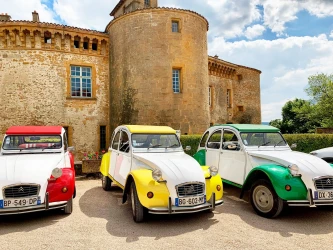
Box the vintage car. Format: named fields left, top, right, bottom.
left=193, top=124, right=333, bottom=218
left=100, top=125, right=223, bottom=222
left=0, top=126, right=76, bottom=215
left=310, top=146, right=333, bottom=163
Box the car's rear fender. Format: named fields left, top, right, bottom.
left=241, top=164, right=308, bottom=201
left=122, top=169, right=170, bottom=209
left=100, top=152, right=111, bottom=176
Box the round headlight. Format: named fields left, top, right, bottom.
left=52, top=168, right=63, bottom=179
left=209, top=166, right=218, bottom=176
left=152, top=169, right=162, bottom=181
left=288, top=164, right=299, bottom=176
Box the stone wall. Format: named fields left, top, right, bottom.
left=0, top=23, right=110, bottom=159
left=107, top=8, right=209, bottom=134
left=208, top=56, right=261, bottom=125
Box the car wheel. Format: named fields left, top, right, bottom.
left=64, top=196, right=73, bottom=214
left=102, top=175, right=112, bottom=191
left=130, top=182, right=146, bottom=223
left=250, top=179, right=284, bottom=218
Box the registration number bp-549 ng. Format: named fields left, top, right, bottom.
left=0, top=197, right=40, bottom=208
left=175, top=195, right=206, bottom=207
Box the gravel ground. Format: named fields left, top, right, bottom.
left=0, top=179, right=332, bottom=250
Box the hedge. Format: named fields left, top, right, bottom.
left=180, top=134, right=333, bottom=156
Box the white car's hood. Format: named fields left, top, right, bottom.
left=0, top=153, right=64, bottom=186
left=133, top=152, right=206, bottom=185
left=248, top=150, right=333, bottom=177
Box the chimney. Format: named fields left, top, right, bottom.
left=32, top=10, right=39, bottom=22
left=0, top=13, right=11, bottom=21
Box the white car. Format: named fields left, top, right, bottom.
left=310, top=147, right=333, bottom=163
left=0, top=126, right=76, bottom=215
left=100, top=125, right=224, bottom=222
left=194, top=124, right=333, bottom=218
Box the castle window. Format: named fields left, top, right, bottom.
left=172, top=69, right=181, bottom=93
left=144, top=0, right=150, bottom=7
left=238, top=106, right=244, bottom=112
left=74, top=36, right=80, bottom=48
left=70, top=66, right=92, bottom=98
left=83, top=37, right=89, bottom=50
left=227, top=89, right=232, bottom=108
left=172, top=21, right=179, bottom=32
left=92, top=39, right=98, bottom=51
left=100, top=126, right=107, bottom=150
left=44, top=32, right=51, bottom=44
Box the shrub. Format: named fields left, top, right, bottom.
left=180, top=134, right=333, bottom=155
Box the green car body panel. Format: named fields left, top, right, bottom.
left=193, top=149, right=206, bottom=166
left=244, top=165, right=308, bottom=200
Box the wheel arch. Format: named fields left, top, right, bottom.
left=122, top=174, right=134, bottom=204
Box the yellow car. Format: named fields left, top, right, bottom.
left=100, top=125, right=223, bottom=222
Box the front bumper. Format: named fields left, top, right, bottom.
left=148, top=193, right=224, bottom=214
left=0, top=193, right=68, bottom=215
left=287, top=188, right=333, bottom=207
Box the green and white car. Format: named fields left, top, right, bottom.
left=193, top=124, right=333, bottom=218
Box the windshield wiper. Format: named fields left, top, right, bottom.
left=259, top=141, right=271, bottom=147
left=274, top=140, right=284, bottom=147
left=165, top=144, right=179, bottom=148
left=147, top=144, right=162, bottom=149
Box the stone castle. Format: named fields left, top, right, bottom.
left=0, top=0, right=261, bottom=157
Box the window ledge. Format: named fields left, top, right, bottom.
left=66, top=97, right=97, bottom=101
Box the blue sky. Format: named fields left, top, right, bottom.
left=2, top=0, right=333, bottom=122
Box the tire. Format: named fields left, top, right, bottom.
left=250, top=179, right=284, bottom=218
left=64, top=196, right=73, bottom=214
left=102, top=175, right=112, bottom=191
left=130, top=182, right=146, bottom=223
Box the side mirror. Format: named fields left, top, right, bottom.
left=291, top=143, right=297, bottom=149
left=67, top=146, right=75, bottom=153
left=185, top=146, right=191, bottom=151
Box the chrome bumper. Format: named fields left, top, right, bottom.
left=287, top=188, right=333, bottom=207
left=0, top=193, right=67, bottom=215
left=148, top=193, right=224, bottom=214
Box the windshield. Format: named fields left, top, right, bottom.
left=131, top=134, right=180, bottom=148
left=240, top=132, right=287, bottom=147
left=2, top=135, right=62, bottom=150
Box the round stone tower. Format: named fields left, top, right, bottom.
left=106, top=8, right=209, bottom=134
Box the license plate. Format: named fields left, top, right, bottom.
left=175, top=195, right=205, bottom=207
left=0, top=197, right=41, bottom=208
left=314, top=191, right=333, bottom=200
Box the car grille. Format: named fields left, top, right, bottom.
left=3, top=184, right=40, bottom=198
left=176, top=182, right=205, bottom=197
left=314, top=177, right=333, bottom=190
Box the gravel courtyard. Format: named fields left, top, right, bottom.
left=0, top=179, right=332, bottom=250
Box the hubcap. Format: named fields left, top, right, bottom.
left=253, top=185, right=274, bottom=213
left=131, top=186, right=135, bottom=216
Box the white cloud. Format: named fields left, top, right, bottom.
left=209, top=34, right=333, bottom=121
left=0, top=0, right=55, bottom=23
left=261, top=100, right=289, bottom=121
left=244, top=24, right=265, bottom=40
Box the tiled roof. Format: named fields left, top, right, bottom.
left=208, top=56, right=261, bottom=73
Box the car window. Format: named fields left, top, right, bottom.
left=240, top=132, right=286, bottom=146
left=207, top=130, right=221, bottom=149
left=199, top=131, right=209, bottom=147
left=112, top=131, right=120, bottom=150
left=222, top=130, right=240, bottom=151
left=119, top=131, right=130, bottom=153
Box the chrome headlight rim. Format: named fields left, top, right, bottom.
left=152, top=169, right=162, bottom=182
left=209, top=166, right=218, bottom=176
left=288, top=164, right=299, bottom=176
left=52, top=167, right=63, bottom=179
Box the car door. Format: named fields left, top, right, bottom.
left=219, top=129, right=246, bottom=185
left=109, top=130, right=120, bottom=179
left=113, top=130, right=131, bottom=186
left=205, top=129, right=222, bottom=169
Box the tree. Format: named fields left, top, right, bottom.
left=306, top=73, right=333, bottom=127
left=269, top=99, right=319, bottom=133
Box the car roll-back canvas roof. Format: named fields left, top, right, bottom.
left=6, top=126, right=63, bottom=135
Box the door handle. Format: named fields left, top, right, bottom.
left=220, top=152, right=223, bottom=154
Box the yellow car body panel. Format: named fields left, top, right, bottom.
left=201, top=166, right=223, bottom=201
left=100, top=152, right=111, bottom=177
left=130, top=169, right=170, bottom=208
left=124, top=125, right=176, bottom=134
